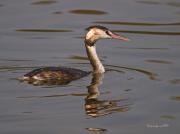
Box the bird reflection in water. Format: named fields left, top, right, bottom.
left=86, top=127, right=107, bottom=134
left=19, top=71, right=131, bottom=118
left=85, top=73, right=130, bottom=118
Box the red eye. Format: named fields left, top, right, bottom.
left=105, top=30, right=111, bottom=36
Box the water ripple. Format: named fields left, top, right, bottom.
left=53, top=11, right=63, bottom=14
left=69, top=55, right=89, bottom=61
left=73, top=63, right=158, bottom=80
left=94, top=21, right=180, bottom=26
left=86, top=128, right=107, bottom=133
left=113, top=30, right=180, bottom=36
left=169, top=79, right=180, bottom=84
left=105, top=64, right=158, bottom=80
left=69, top=9, right=107, bottom=15
left=170, top=96, right=180, bottom=101
left=136, top=1, right=160, bottom=5
left=145, top=59, right=173, bottom=64
left=31, top=0, right=57, bottom=5
left=167, top=2, right=180, bottom=7
left=118, top=47, right=169, bottom=51
left=16, top=29, right=73, bottom=33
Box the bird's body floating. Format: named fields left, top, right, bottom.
left=21, top=25, right=129, bottom=85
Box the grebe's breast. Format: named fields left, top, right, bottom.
left=21, top=67, right=90, bottom=85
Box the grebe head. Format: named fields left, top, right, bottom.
left=85, top=25, right=129, bottom=46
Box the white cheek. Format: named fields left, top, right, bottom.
left=100, top=33, right=111, bottom=39
left=86, top=30, right=94, bottom=39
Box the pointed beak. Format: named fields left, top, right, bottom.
left=109, top=31, right=130, bottom=41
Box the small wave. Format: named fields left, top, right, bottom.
left=16, top=29, right=73, bottom=33
left=69, top=9, right=107, bottom=15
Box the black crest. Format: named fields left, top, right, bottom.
left=86, top=25, right=109, bottom=31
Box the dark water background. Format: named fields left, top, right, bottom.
left=0, top=0, right=180, bottom=133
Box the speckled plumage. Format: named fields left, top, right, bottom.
left=22, top=67, right=90, bottom=82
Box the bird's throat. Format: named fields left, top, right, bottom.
left=85, top=44, right=105, bottom=73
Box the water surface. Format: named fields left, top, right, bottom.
left=0, top=0, right=180, bottom=134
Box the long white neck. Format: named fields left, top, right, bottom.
left=85, top=44, right=105, bottom=73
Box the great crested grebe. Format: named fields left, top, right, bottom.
left=21, top=25, right=129, bottom=84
